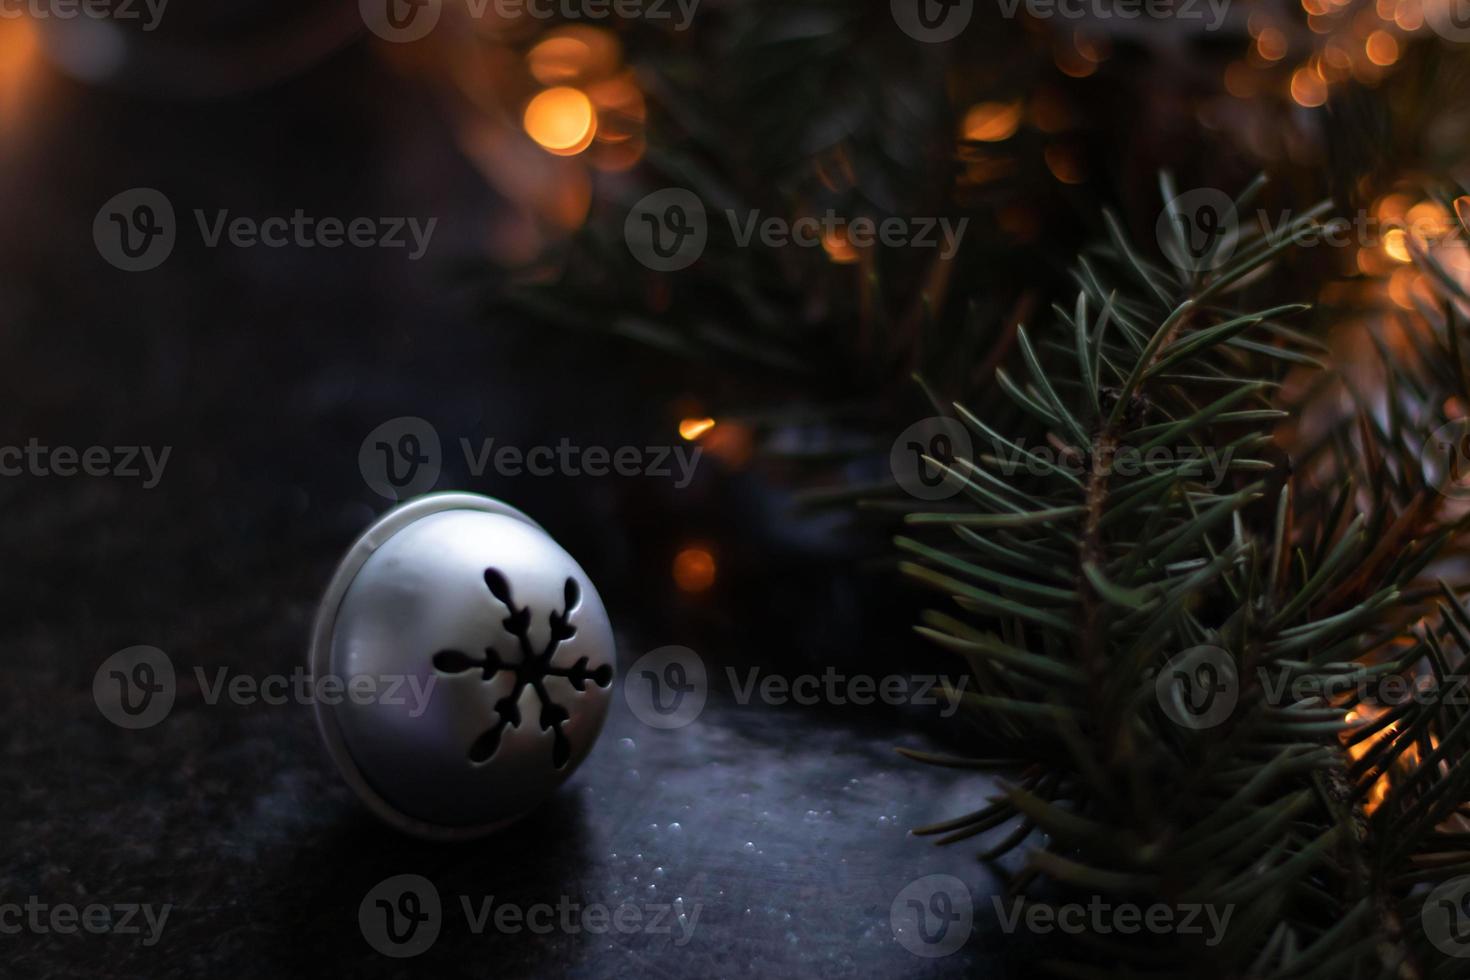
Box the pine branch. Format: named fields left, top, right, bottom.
left=900, top=175, right=1470, bottom=976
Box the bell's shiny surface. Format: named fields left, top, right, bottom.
left=311, top=493, right=616, bottom=840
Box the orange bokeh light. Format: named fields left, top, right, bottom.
left=0, top=19, right=39, bottom=126
left=1455, top=196, right=1470, bottom=236
left=1290, top=68, right=1328, bottom=107
left=1383, top=228, right=1412, bottom=263
left=1257, top=27, right=1288, bottom=61
left=963, top=101, right=1022, bottom=142
left=524, top=87, right=597, bottom=156
left=527, top=36, right=596, bottom=86
left=673, top=548, right=717, bottom=593
left=679, top=417, right=717, bottom=441
left=1044, top=145, right=1085, bottom=185
left=1365, top=30, right=1399, bottom=66
left=524, top=25, right=621, bottom=84
left=822, top=228, right=861, bottom=265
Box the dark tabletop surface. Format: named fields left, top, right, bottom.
left=0, top=31, right=1012, bottom=980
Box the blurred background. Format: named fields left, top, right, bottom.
left=1, top=0, right=1469, bottom=975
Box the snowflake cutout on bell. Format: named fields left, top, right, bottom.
left=311, top=493, right=616, bottom=840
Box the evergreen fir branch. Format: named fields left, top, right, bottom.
left=900, top=176, right=1470, bottom=977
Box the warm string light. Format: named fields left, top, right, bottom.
left=521, top=28, right=646, bottom=170
left=672, top=547, right=717, bottom=593
left=1361, top=194, right=1462, bottom=310
left=962, top=102, right=1022, bottom=143
left=1344, top=708, right=1396, bottom=814
left=523, top=86, right=597, bottom=156
left=1224, top=0, right=1442, bottom=110
left=1044, top=145, right=1086, bottom=185
left=678, top=417, right=717, bottom=441
left=820, top=227, right=861, bottom=265
left=0, top=18, right=39, bottom=127
left=1346, top=701, right=1451, bottom=817
left=679, top=415, right=754, bottom=469
left=419, top=22, right=647, bottom=264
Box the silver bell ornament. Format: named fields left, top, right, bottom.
left=310, top=493, right=616, bottom=840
